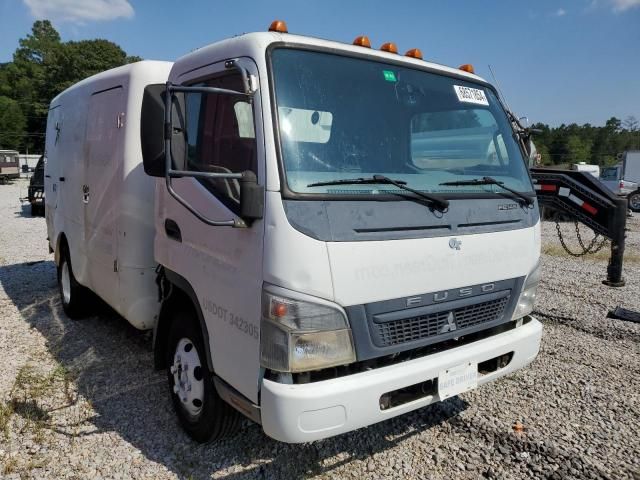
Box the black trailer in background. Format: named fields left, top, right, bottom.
left=530, top=168, right=627, bottom=287
left=27, top=156, right=45, bottom=216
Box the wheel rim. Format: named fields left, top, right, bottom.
left=630, top=194, right=640, bottom=210
left=171, top=337, right=205, bottom=417
left=61, top=260, right=71, bottom=305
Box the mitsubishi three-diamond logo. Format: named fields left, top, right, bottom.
left=440, top=311, right=457, bottom=333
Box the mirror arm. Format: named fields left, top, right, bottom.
left=163, top=173, right=247, bottom=228
left=167, top=83, right=253, bottom=99
left=225, top=59, right=253, bottom=95
left=163, top=82, right=247, bottom=228
left=167, top=170, right=243, bottom=180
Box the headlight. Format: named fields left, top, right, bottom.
left=260, top=289, right=356, bottom=372
left=512, top=261, right=540, bottom=320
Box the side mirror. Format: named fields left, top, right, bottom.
left=141, top=85, right=187, bottom=176
left=141, top=84, right=166, bottom=177
left=239, top=170, right=264, bottom=220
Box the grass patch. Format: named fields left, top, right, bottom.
left=9, top=366, right=53, bottom=446
left=542, top=243, right=640, bottom=263
left=3, top=363, right=77, bottom=447
left=0, top=401, right=14, bottom=439
left=11, top=364, right=74, bottom=402
left=0, top=362, right=78, bottom=475
left=2, top=455, right=19, bottom=475
left=12, top=365, right=53, bottom=400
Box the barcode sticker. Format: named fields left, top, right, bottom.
left=453, top=85, right=489, bottom=106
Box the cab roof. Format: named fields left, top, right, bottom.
left=173, top=31, right=488, bottom=85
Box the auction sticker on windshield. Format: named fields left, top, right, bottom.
left=438, top=361, right=478, bottom=399
left=453, top=85, right=489, bottom=106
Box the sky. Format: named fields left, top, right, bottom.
left=0, top=0, right=639, bottom=127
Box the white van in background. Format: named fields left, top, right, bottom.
left=46, top=24, right=542, bottom=444
left=45, top=61, right=172, bottom=327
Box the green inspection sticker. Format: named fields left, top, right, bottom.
left=383, top=70, right=397, bottom=82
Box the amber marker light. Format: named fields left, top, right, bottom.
left=380, top=42, right=398, bottom=54
left=269, top=20, right=288, bottom=33
left=272, top=301, right=288, bottom=318
left=353, top=35, right=372, bottom=48
left=459, top=64, right=475, bottom=74
left=405, top=48, right=423, bottom=60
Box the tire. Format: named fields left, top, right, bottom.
left=166, top=310, right=240, bottom=443
left=57, top=245, right=90, bottom=319
left=30, top=203, right=44, bottom=216
left=629, top=191, right=640, bottom=212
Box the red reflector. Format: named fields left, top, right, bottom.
left=540, top=184, right=556, bottom=192
left=581, top=202, right=598, bottom=215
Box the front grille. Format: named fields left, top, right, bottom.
left=375, top=295, right=510, bottom=347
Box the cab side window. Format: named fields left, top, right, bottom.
left=184, top=73, right=256, bottom=213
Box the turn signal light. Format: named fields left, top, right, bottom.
left=271, top=301, right=288, bottom=318
left=353, top=35, right=371, bottom=48
left=405, top=48, right=423, bottom=60
left=459, top=64, right=475, bottom=74
left=380, top=42, right=398, bottom=54
left=269, top=20, right=288, bottom=33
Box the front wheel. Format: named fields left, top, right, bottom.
left=166, top=311, right=240, bottom=443
left=629, top=191, right=640, bottom=212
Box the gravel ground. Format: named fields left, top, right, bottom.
left=0, top=178, right=639, bottom=480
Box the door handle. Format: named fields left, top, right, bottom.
left=164, top=219, right=182, bottom=242
left=59, top=177, right=65, bottom=182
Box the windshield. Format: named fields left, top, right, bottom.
left=271, top=48, right=533, bottom=197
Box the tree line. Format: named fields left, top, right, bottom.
left=531, top=116, right=639, bottom=167
left=0, top=20, right=140, bottom=153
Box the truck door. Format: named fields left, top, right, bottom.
left=84, top=86, right=125, bottom=308
left=158, top=59, right=264, bottom=403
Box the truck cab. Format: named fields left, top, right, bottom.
left=143, top=26, right=542, bottom=442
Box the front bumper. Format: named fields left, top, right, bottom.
left=261, top=317, right=542, bottom=443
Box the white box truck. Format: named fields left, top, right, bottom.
left=45, top=22, right=542, bottom=443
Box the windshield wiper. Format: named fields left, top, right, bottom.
left=308, top=174, right=449, bottom=211
left=439, top=176, right=534, bottom=207
left=307, top=176, right=407, bottom=187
